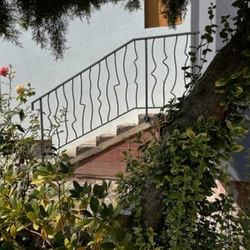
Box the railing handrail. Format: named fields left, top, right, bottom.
left=31, top=31, right=200, bottom=151
left=31, top=31, right=199, bottom=107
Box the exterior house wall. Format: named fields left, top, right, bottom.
left=0, top=1, right=192, bottom=149
left=0, top=1, right=237, bottom=150
left=0, top=2, right=192, bottom=99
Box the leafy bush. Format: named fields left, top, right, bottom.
left=0, top=66, right=132, bottom=250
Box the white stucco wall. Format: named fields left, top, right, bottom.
left=192, top=0, right=236, bottom=70
left=0, top=2, right=191, bottom=99
left=0, top=1, right=237, bottom=150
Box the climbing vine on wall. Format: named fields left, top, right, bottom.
left=116, top=3, right=250, bottom=249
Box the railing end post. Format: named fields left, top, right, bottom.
left=144, top=114, right=150, bottom=122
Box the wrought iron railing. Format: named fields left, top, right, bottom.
left=31, top=31, right=199, bottom=151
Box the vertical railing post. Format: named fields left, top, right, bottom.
left=144, top=39, right=149, bottom=122
left=39, top=99, right=45, bottom=162
left=191, top=32, right=200, bottom=82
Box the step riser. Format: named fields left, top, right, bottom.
left=70, top=113, right=159, bottom=158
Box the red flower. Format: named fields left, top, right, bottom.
left=0, top=67, right=9, bottom=77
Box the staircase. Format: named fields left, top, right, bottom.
left=70, top=113, right=159, bottom=179
left=31, top=31, right=200, bottom=173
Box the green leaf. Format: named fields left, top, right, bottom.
left=190, top=150, right=199, bottom=158
left=69, top=189, right=80, bottom=198
left=99, top=242, right=116, bottom=250
left=181, top=66, right=190, bottom=71
left=58, top=162, right=68, bottom=173
left=230, top=86, right=243, bottom=97
left=16, top=124, right=25, bottom=133
left=231, top=71, right=242, bottom=79
left=64, top=238, right=73, bottom=250
left=173, top=176, right=184, bottom=185
left=76, top=218, right=92, bottom=227
left=18, top=109, right=25, bottom=121
left=46, top=202, right=54, bottom=217
left=73, top=181, right=82, bottom=193
left=9, top=195, right=17, bottom=209
left=90, top=196, right=99, bottom=214
left=241, top=49, right=250, bottom=57
left=39, top=205, right=47, bottom=218
left=27, top=211, right=36, bottom=220
left=186, top=128, right=195, bottom=138
left=100, top=203, right=112, bottom=218
left=215, top=78, right=228, bottom=87
left=81, top=209, right=92, bottom=217
left=110, top=220, right=120, bottom=228
left=0, top=135, right=4, bottom=144
left=93, top=184, right=103, bottom=197
left=197, top=116, right=205, bottom=124
left=10, top=224, right=17, bottom=239
left=44, top=225, right=54, bottom=237
left=190, top=56, right=197, bottom=63
left=112, top=204, right=123, bottom=218
left=230, top=145, right=244, bottom=152
left=70, top=232, right=77, bottom=246
left=219, top=30, right=228, bottom=39
left=45, top=162, right=53, bottom=172
left=0, top=230, right=11, bottom=241
left=243, top=66, right=250, bottom=78
left=214, top=87, right=225, bottom=94
left=121, top=233, right=132, bottom=246
left=115, top=225, right=125, bottom=241
left=220, top=98, right=230, bottom=106
left=155, top=169, right=164, bottom=175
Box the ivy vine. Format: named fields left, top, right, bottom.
left=116, top=2, right=250, bottom=250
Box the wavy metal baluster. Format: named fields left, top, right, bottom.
left=162, top=37, right=170, bottom=106
left=46, top=94, right=52, bottom=140
left=96, top=63, right=103, bottom=125
left=53, top=89, right=61, bottom=148
left=169, top=36, right=179, bottom=103
left=62, top=83, right=69, bottom=144
left=133, top=40, right=139, bottom=108
left=79, top=73, right=86, bottom=135
left=183, top=34, right=191, bottom=97
left=150, top=38, right=157, bottom=107
left=71, top=79, right=78, bottom=139
left=123, top=46, right=129, bottom=111
left=113, top=52, right=121, bottom=116
left=105, top=58, right=111, bottom=122
left=38, top=99, right=45, bottom=160
left=89, top=68, right=94, bottom=130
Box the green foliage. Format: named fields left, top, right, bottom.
left=182, top=3, right=217, bottom=90
left=116, top=2, right=250, bottom=249
left=0, top=66, right=132, bottom=250
left=2, top=1, right=250, bottom=249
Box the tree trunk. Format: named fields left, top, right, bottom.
left=140, top=36, right=250, bottom=231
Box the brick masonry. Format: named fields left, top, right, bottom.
left=74, top=125, right=160, bottom=178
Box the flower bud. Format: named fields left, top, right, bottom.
left=15, top=84, right=25, bottom=94
left=0, top=67, right=9, bottom=77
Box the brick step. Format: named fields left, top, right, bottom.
left=69, top=114, right=158, bottom=177
left=69, top=114, right=158, bottom=158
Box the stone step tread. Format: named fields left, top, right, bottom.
left=96, top=134, right=116, bottom=146
left=67, top=113, right=160, bottom=160
left=117, top=123, right=137, bottom=135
